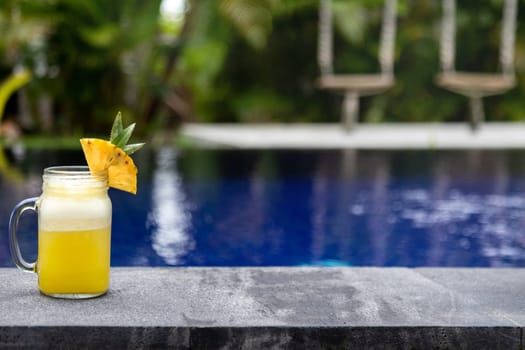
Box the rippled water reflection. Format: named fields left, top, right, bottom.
left=2, top=148, right=525, bottom=267
left=148, top=147, right=193, bottom=265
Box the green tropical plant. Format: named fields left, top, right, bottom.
left=0, top=0, right=163, bottom=134
left=1, top=0, right=525, bottom=133
left=0, top=68, right=30, bottom=181
left=0, top=68, right=31, bottom=124
left=42, top=0, right=162, bottom=133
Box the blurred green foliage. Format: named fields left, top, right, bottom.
left=0, top=0, right=524, bottom=136
left=0, top=0, right=161, bottom=134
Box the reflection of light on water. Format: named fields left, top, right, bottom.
left=347, top=186, right=525, bottom=265
left=397, top=189, right=525, bottom=265
left=148, top=147, right=193, bottom=265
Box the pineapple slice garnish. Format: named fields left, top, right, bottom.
left=80, top=138, right=138, bottom=194
left=80, top=112, right=144, bottom=194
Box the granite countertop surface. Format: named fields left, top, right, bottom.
left=1, top=267, right=524, bottom=349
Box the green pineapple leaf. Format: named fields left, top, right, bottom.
left=112, top=123, right=135, bottom=149
left=109, top=111, right=144, bottom=155
left=109, top=111, right=124, bottom=145
left=122, top=143, right=145, bottom=155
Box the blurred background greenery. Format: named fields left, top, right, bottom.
left=0, top=0, right=524, bottom=137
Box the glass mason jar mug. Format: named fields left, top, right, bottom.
left=9, top=166, right=112, bottom=299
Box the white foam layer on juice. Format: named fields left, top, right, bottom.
left=39, top=195, right=111, bottom=231
left=44, top=175, right=107, bottom=193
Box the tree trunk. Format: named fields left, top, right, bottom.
left=141, top=0, right=197, bottom=129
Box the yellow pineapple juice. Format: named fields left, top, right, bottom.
left=37, top=168, right=112, bottom=298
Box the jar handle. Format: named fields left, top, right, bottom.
left=9, top=197, right=39, bottom=273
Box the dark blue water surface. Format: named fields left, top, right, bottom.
left=2, top=147, right=525, bottom=267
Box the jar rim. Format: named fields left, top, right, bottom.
left=43, top=166, right=108, bottom=192
left=44, top=166, right=106, bottom=178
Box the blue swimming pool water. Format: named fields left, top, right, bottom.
left=2, top=147, right=525, bottom=267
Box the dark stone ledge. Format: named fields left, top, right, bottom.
left=1, top=267, right=524, bottom=349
